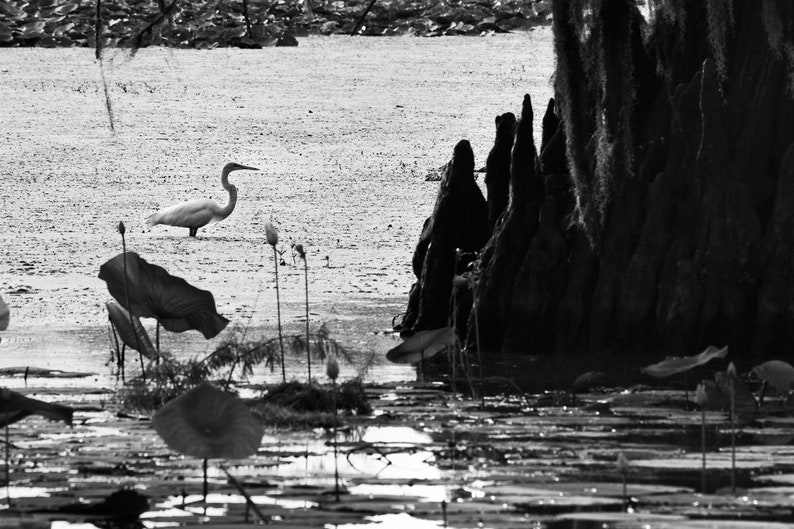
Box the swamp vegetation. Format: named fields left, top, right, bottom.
left=4, top=0, right=794, bottom=527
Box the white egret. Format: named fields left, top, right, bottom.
left=145, top=162, right=259, bottom=237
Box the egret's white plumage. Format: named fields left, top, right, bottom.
left=145, top=162, right=259, bottom=237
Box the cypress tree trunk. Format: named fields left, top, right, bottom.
left=399, top=0, right=794, bottom=368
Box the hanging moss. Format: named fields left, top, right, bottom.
left=705, top=0, right=733, bottom=81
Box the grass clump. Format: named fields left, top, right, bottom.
left=251, top=378, right=371, bottom=429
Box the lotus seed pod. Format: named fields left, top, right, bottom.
left=265, top=221, right=279, bottom=246
left=617, top=452, right=629, bottom=474
left=695, top=382, right=707, bottom=407
left=118, top=221, right=126, bottom=235
left=294, top=243, right=306, bottom=260
left=727, top=361, right=737, bottom=378
left=326, top=356, right=339, bottom=381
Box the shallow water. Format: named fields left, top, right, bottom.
left=0, top=31, right=555, bottom=386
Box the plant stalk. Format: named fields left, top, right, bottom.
left=701, top=407, right=706, bottom=493
left=332, top=379, right=340, bottom=502
left=273, top=246, right=286, bottom=383
left=5, top=421, right=9, bottom=507
left=303, top=258, right=311, bottom=382
left=121, top=231, right=146, bottom=384
left=472, top=295, right=484, bottom=409
left=730, top=375, right=736, bottom=495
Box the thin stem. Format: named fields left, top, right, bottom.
left=332, top=379, right=340, bottom=502
left=5, top=421, right=9, bottom=507
left=701, top=407, right=706, bottom=493
left=273, top=246, right=286, bottom=383
left=203, top=458, right=208, bottom=505
left=121, top=233, right=146, bottom=384
left=110, top=323, right=123, bottom=382
left=472, top=296, right=484, bottom=409
left=304, top=259, right=311, bottom=382
left=730, top=375, right=736, bottom=495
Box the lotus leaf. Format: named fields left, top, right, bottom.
left=106, top=301, right=157, bottom=359
left=753, top=360, right=794, bottom=395
left=386, top=327, right=456, bottom=364
left=0, top=294, right=8, bottom=331
left=98, top=251, right=229, bottom=339
left=641, top=345, right=728, bottom=378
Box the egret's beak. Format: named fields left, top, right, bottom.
left=240, top=165, right=259, bottom=171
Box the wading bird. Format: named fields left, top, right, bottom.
left=145, top=162, right=259, bottom=237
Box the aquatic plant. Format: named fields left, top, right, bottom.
left=642, top=345, right=729, bottom=378
left=617, top=452, right=629, bottom=511
left=327, top=355, right=341, bottom=502
left=0, top=294, right=9, bottom=334
left=115, top=221, right=148, bottom=382
left=454, top=271, right=484, bottom=408
left=265, top=221, right=286, bottom=383
left=293, top=242, right=313, bottom=382
left=752, top=359, right=794, bottom=399
left=0, top=388, right=73, bottom=505
left=386, top=327, right=456, bottom=383
left=727, top=362, right=737, bottom=495
left=106, top=300, right=156, bottom=382
left=152, top=382, right=263, bottom=504
left=696, top=381, right=708, bottom=492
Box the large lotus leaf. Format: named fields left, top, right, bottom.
left=641, top=345, right=728, bottom=378
left=106, top=301, right=157, bottom=359
left=98, top=252, right=229, bottom=339
left=386, top=327, right=456, bottom=364
left=753, top=360, right=794, bottom=395
left=0, top=294, right=8, bottom=331
left=152, top=382, right=263, bottom=460
left=0, top=388, right=73, bottom=427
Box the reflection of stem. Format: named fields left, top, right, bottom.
left=222, top=466, right=268, bottom=522
left=202, top=457, right=208, bottom=511
left=730, top=375, right=736, bottom=495
left=303, top=258, right=311, bottom=383
left=273, top=246, right=286, bottom=383
left=701, top=407, right=706, bottom=493
left=121, top=232, right=146, bottom=385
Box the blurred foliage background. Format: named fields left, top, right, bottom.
left=0, top=0, right=551, bottom=49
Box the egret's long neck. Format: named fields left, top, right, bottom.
left=219, top=186, right=237, bottom=219
left=221, top=167, right=234, bottom=191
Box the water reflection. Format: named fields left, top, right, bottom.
left=271, top=426, right=440, bottom=482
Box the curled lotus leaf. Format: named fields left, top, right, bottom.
left=386, top=327, right=456, bottom=364
left=106, top=301, right=157, bottom=359
left=0, top=294, right=9, bottom=331
left=98, top=251, right=229, bottom=339
left=641, top=345, right=728, bottom=378
left=753, top=360, right=794, bottom=395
